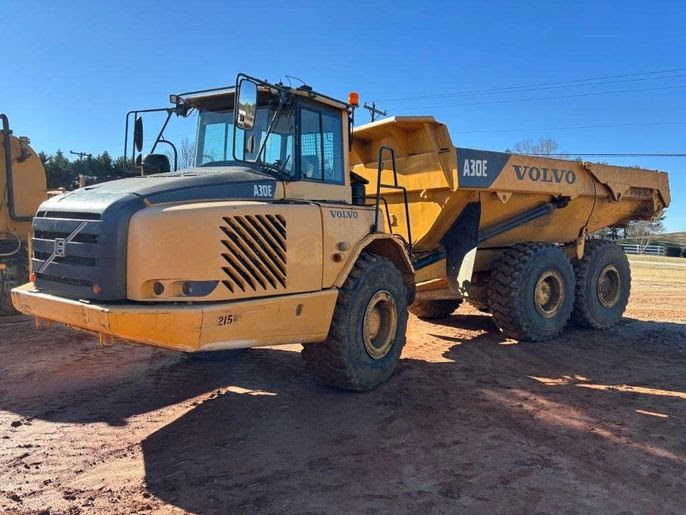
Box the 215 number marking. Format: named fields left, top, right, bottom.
left=218, top=314, right=235, bottom=326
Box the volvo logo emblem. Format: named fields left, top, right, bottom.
left=37, top=221, right=88, bottom=274
left=54, top=238, right=66, bottom=257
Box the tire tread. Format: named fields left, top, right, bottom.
left=571, top=239, right=631, bottom=329
left=301, top=253, right=407, bottom=391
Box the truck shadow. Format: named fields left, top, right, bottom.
left=0, top=319, right=261, bottom=426
left=2, top=315, right=685, bottom=512
left=139, top=316, right=686, bottom=513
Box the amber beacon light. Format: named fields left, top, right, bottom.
left=347, top=91, right=359, bottom=107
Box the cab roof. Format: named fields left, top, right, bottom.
left=172, top=84, right=349, bottom=111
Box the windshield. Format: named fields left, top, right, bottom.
left=195, top=94, right=295, bottom=176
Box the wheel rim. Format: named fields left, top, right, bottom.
left=597, top=264, right=621, bottom=308
left=363, top=290, right=398, bottom=359
left=534, top=269, right=565, bottom=319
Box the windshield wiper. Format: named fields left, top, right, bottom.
left=259, top=160, right=291, bottom=181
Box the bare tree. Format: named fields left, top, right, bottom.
left=626, top=217, right=665, bottom=252
left=507, top=138, right=560, bottom=156
left=166, top=138, right=196, bottom=171
left=179, top=138, right=196, bottom=169
left=594, top=226, right=621, bottom=240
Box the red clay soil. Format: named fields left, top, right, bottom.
left=1, top=260, right=685, bottom=513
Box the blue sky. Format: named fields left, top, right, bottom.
left=2, top=0, right=685, bottom=231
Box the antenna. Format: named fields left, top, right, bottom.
left=363, top=101, right=387, bottom=122
left=285, top=75, right=307, bottom=88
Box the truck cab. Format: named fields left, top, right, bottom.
left=188, top=79, right=353, bottom=204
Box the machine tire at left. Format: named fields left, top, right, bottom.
left=0, top=251, right=27, bottom=316
left=301, top=253, right=408, bottom=391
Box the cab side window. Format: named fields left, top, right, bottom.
left=300, top=109, right=322, bottom=180
left=300, top=108, right=343, bottom=184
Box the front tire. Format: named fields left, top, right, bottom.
left=301, top=253, right=408, bottom=391
left=488, top=243, right=575, bottom=341
left=572, top=240, right=631, bottom=329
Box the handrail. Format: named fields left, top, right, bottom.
left=367, top=196, right=393, bottom=236
left=372, top=145, right=412, bottom=252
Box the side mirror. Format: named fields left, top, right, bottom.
left=134, top=116, right=144, bottom=153
left=235, top=79, right=257, bottom=131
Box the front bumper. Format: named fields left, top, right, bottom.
left=11, top=283, right=337, bottom=352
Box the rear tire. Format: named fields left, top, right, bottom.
left=301, top=253, right=408, bottom=391
left=572, top=240, right=631, bottom=329
left=410, top=299, right=462, bottom=320
left=488, top=243, right=575, bottom=341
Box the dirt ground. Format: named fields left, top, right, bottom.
left=1, top=255, right=686, bottom=514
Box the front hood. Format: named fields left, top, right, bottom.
left=31, top=166, right=282, bottom=301
left=42, top=166, right=282, bottom=210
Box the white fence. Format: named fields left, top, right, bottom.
left=619, top=243, right=665, bottom=256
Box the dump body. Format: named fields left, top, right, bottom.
left=351, top=116, right=670, bottom=287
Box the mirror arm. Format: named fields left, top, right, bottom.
left=123, top=107, right=177, bottom=173
left=124, top=112, right=131, bottom=172
left=150, top=109, right=174, bottom=154
left=232, top=73, right=293, bottom=177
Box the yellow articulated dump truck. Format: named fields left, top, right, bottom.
left=1, top=114, right=47, bottom=314
left=11, top=75, right=670, bottom=390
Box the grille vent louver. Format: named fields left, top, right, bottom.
left=220, top=215, right=287, bottom=294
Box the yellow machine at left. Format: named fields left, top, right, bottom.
left=0, top=113, right=48, bottom=313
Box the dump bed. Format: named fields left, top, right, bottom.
left=351, top=116, right=670, bottom=256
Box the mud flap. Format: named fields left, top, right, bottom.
left=440, top=201, right=481, bottom=295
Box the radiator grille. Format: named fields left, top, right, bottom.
left=32, top=213, right=103, bottom=298
left=220, top=214, right=287, bottom=294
